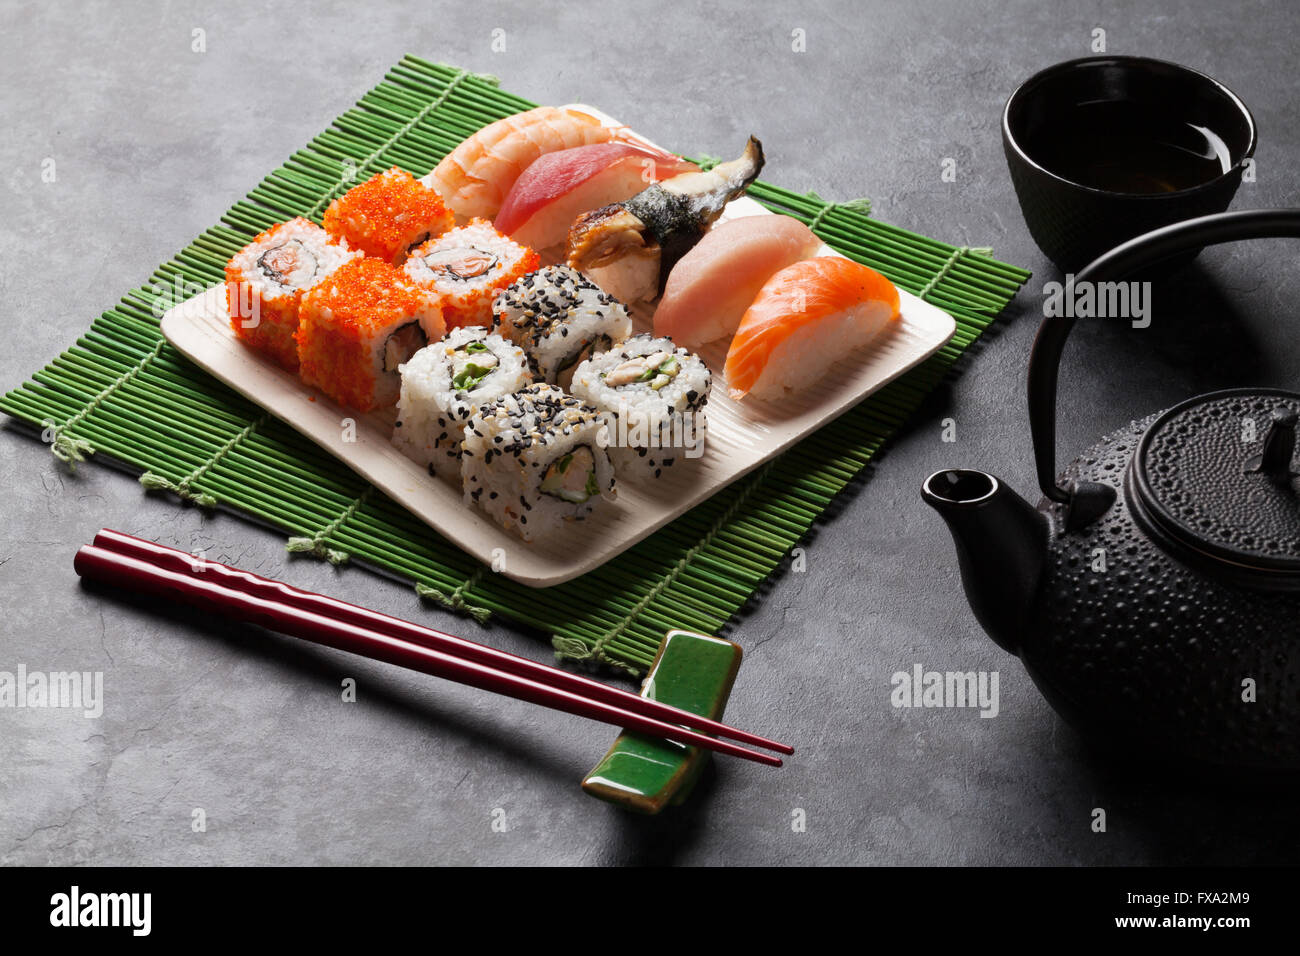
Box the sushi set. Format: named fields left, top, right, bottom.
left=163, top=104, right=956, bottom=585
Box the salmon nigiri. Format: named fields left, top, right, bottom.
left=724, top=257, right=900, bottom=401
left=653, top=215, right=824, bottom=349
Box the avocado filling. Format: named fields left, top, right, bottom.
left=383, top=322, right=429, bottom=373
left=539, top=446, right=600, bottom=504
left=601, top=350, right=679, bottom=390
left=450, top=340, right=499, bottom=392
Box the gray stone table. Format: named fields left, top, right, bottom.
left=2, top=0, right=1298, bottom=865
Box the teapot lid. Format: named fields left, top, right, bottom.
left=1132, top=388, right=1300, bottom=576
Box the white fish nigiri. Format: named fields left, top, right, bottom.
left=653, top=215, right=824, bottom=348
left=495, top=143, right=697, bottom=253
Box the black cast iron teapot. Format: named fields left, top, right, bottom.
left=923, top=209, right=1300, bottom=771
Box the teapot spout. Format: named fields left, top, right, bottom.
left=921, top=470, right=1049, bottom=656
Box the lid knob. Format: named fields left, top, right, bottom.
left=1246, top=408, right=1299, bottom=490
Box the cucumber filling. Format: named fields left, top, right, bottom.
left=451, top=340, right=499, bottom=392
left=539, top=446, right=600, bottom=504
left=600, top=350, right=679, bottom=390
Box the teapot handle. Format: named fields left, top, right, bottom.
left=1027, top=208, right=1300, bottom=522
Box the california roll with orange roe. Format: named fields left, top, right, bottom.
left=322, top=166, right=454, bottom=265
left=402, top=219, right=539, bottom=330
left=224, top=218, right=360, bottom=372
left=297, top=258, right=445, bottom=412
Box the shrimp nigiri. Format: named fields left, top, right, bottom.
left=653, top=214, right=824, bottom=348
left=724, top=257, right=900, bottom=402
left=424, top=106, right=625, bottom=222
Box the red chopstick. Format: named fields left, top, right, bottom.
left=92, top=530, right=792, bottom=756
left=75, top=541, right=786, bottom=767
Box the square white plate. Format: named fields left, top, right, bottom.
left=161, top=107, right=955, bottom=586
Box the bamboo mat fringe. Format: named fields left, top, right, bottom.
left=0, top=56, right=1031, bottom=675
left=416, top=572, right=491, bottom=624
left=285, top=485, right=375, bottom=564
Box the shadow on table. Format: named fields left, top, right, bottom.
left=1041, top=719, right=1300, bottom=865
left=594, top=760, right=728, bottom=866
left=1021, top=257, right=1283, bottom=429
left=78, top=579, right=577, bottom=789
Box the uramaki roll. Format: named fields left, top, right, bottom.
left=224, top=218, right=359, bottom=372
left=322, top=167, right=454, bottom=265
left=297, top=258, right=445, bottom=412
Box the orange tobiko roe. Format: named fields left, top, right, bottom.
left=296, top=258, right=445, bottom=412
left=405, top=219, right=540, bottom=330
left=322, top=167, right=454, bottom=265
left=224, top=270, right=301, bottom=372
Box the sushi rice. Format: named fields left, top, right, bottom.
left=224, top=217, right=360, bottom=372
left=296, top=257, right=445, bottom=412
left=492, top=265, right=632, bottom=389
left=403, top=219, right=539, bottom=331
left=569, top=333, right=710, bottom=480
left=392, top=326, right=532, bottom=479
left=461, top=383, right=617, bottom=542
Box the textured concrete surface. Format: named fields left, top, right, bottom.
left=2, top=0, right=1299, bottom=865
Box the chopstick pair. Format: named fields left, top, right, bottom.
left=74, top=530, right=792, bottom=767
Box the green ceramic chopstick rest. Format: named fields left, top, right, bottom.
left=582, top=629, right=743, bottom=814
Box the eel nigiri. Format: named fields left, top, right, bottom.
left=495, top=143, right=698, bottom=253
left=566, top=137, right=765, bottom=304
left=424, top=107, right=626, bottom=222
left=724, top=257, right=900, bottom=402
left=653, top=214, right=824, bottom=348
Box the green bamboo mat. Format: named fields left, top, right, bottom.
left=0, top=56, right=1030, bottom=675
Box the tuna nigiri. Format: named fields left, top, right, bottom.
left=496, top=143, right=698, bottom=253
left=423, top=106, right=626, bottom=222
left=653, top=215, right=824, bottom=348
left=724, top=257, right=900, bottom=402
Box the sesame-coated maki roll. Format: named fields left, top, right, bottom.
left=224, top=218, right=360, bottom=372
left=569, top=334, right=711, bottom=480
left=392, top=326, right=532, bottom=478
left=461, top=383, right=616, bottom=542
left=492, top=265, right=632, bottom=389
left=403, top=219, right=539, bottom=331
left=297, top=258, right=445, bottom=412
left=322, top=167, right=454, bottom=265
